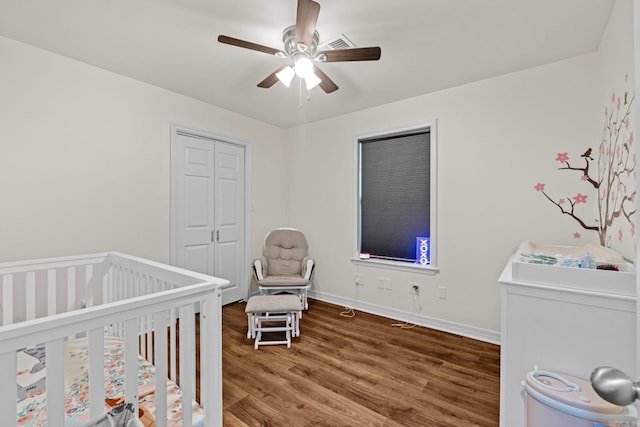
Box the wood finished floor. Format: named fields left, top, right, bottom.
left=222, top=299, right=500, bottom=427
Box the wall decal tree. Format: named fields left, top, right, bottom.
left=535, top=91, right=635, bottom=246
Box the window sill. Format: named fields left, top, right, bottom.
left=350, top=257, right=439, bottom=275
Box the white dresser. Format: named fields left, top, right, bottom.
left=498, top=254, right=636, bottom=426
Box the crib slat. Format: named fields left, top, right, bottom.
left=88, top=328, right=105, bottom=419
left=179, top=303, right=195, bottom=427
left=0, top=350, right=16, bottom=426
left=169, top=307, right=177, bottom=382
left=145, top=310, right=153, bottom=363
left=25, top=272, right=36, bottom=320
left=102, top=266, right=109, bottom=305
left=145, top=276, right=153, bottom=361
left=85, top=264, right=94, bottom=308
left=124, top=318, right=139, bottom=414
left=46, top=338, right=66, bottom=426
left=67, top=266, right=76, bottom=311
left=2, top=275, right=13, bottom=326
left=201, top=290, right=222, bottom=425
left=47, top=269, right=57, bottom=316
left=154, top=310, right=168, bottom=427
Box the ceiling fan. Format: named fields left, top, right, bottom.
left=217, top=0, right=381, bottom=94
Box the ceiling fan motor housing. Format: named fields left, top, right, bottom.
left=282, top=25, right=319, bottom=58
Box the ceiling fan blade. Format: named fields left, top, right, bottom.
left=218, top=35, right=281, bottom=56
left=257, top=66, right=287, bottom=88
left=314, top=66, right=338, bottom=93
left=321, top=47, right=382, bottom=62
left=295, top=0, right=321, bottom=48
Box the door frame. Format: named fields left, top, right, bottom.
left=169, top=122, right=252, bottom=303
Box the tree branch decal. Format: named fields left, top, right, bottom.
left=535, top=91, right=635, bottom=246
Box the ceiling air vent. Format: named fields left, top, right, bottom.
left=318, top=34, right=356, bottom=50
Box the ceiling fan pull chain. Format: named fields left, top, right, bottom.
left=298, top=78, right=303, bottom=109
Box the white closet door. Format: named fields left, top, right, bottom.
left=215, top=143, right=245, bottom=305
left=172, top=133, right=215, bottom=275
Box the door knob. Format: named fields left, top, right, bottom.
left=591, top=366, right=640, bottom=406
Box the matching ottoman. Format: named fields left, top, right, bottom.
left=245, top=295, right=303, bottom=349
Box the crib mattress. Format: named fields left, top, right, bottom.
left=16, top=336, right=204, bottom=426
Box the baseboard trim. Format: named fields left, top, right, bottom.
left=308, top=290, right=501, bottom=345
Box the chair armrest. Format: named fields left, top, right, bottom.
left=253, top=257, right=267, bottom=281
left=302, top=257, right=315, bottom=281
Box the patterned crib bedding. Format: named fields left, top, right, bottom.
left=16, top=336, right=204, bottom=426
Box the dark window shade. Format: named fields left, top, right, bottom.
left=360, top=129, right=430, bottom=261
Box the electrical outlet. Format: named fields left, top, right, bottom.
left=438, top=286, right=447, bottom=299
left=355, top=274, right=365, bottom=286
left=377, top=278, right=385, bottom=289
left=384, top=278, right=392, bottom=290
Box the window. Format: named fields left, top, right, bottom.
left=355, top=122, right=437, bottom=270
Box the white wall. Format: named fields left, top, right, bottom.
left=0, top=36, right=287, bottom=263
left=285, top=53, right=601, bottom=337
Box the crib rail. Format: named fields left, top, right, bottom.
left=0, top=252, right=228, bottom=427
left=0, top=253, right=108, bottom=326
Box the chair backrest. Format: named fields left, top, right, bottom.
left=264, top=229, right=309, bottom=277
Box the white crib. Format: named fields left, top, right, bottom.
left=0, top=252, right=229, bottom=427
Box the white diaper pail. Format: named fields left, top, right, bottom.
left=524, top=369, right=637, bottom=427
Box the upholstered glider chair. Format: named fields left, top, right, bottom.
left=252, top=228, right=315, bottom=309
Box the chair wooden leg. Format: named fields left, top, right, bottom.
left=286, top=314, right=292, bottom=348
left=246, top=314, right=252, bottom=339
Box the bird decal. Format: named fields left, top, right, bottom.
left=581, top=148, right=593, bottom=160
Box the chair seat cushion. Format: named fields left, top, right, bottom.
left=245, top=295, right=303, bottom=313
left=258, top=275, right=309, bottom=287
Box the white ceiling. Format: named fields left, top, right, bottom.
left=0, top=0, right=615, bottom=129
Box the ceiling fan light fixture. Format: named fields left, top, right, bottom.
left=294, top=55, right=314, bottom=79
left=276, top=65, right=295, bottom=87
left=304, top=71, right=321, bottom=90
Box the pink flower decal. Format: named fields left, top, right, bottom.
left=618, top=229, right=623, bottom=241
left=558, top=198, right=566, bottom=204
left=534, top=183, right=545, bottom=192
left=573, top=193, right=587, bottom=204
left=630, top=131, right=634, bottom=145
left=632, top=223, right=635, bottom=236
left=580, top=174, right=588, bottom=181
left=573, top=232, right=581, bottom=239
left=556, top=152, right=569, bottom=163
left=617, top=97, right=621, bottom=109
left=612, top=92, right=615, bottom=102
